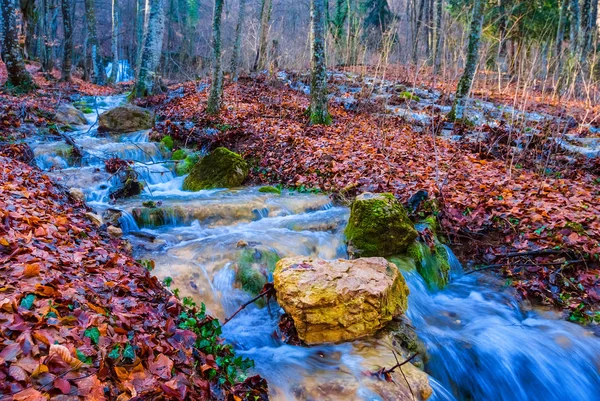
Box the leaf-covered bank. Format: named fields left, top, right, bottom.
left=0, top=156, right=267, bottom=400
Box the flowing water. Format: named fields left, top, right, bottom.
left=30, top=96, right=600, bottom=401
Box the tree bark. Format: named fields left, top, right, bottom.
left=230, top=0, right=246, bottom=82
left=432, top=0, right=443, bottom=75
left=60, top=0, right=73, bottom=81
left=309, top=0, right=330, bottom=125
left=412, top=0, right=426, bottom=65
left=450, top=0, right=483, bottom=121
left=555, top=0, right=569, bottom=76
left=131, top=0, right=166, bottom=98
left=578, top=0, right=593, bottom=63
left=108, top=0, right=119, bottom=83
left=253, top=0, right=272, bottom=71
left=0, top=0, right=34, bottom=90
left=569, top=0, right=580, bottom=57
left=207, top=0, right=224, bottom=115
left=84, top=0, right=106, bottom=84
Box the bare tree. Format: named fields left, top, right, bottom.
left=253, top=0, right=272, bottom=71
left=449, top=0, right=484, bottom=121
left=108, top=0, right=120, bottom=83
left=84, top=0, right=106, bottom=84
left=230, top=0, right=247, bottom=81
left=207, top=0, right=224, bottom=114
left=309, top=0, right=331, bottom=125
left=131, top=0, right=166, bottom=98
left=60, top=0, right=73, bottom=81
left=0, top=0, right=34, bottom=91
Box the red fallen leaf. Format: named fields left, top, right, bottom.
left=9, top=364, right=28, bottom=381
left=149, top=353, right=174, bottom=379
left=0, top=343, right=21, bottom=363
left=77, top=374, right=106, bottom=401
left=54, top=377, right=71, bottom=394
left=12, top=387, right=46, bottom=401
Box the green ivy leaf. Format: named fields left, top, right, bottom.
left=123, top=343, right=135, bottom=360
left=20, top=294, right=35, bottom=310
left=84, top=327, right=100, bottom=345
left=108, top=345, right=121, bottom=359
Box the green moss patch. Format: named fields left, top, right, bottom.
left=182, top=147, right=248, bottom=191
left=258, top=186, right=281, bottom=194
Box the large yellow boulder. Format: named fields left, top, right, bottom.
left=273, top=257, right=409, bottom=344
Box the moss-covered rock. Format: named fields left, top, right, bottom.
left=345, top=193, right=417, bottom=258
left=182, top=147, right=248, bottom=191
left=258, top=185, right=281, bottom=194
left=132, top=206, right=174, bottom=227
left=55, top=104, right=88, bottom=126
left=161, top=135, right=174, bottom=151
left=234, top=248, right=280, bottom=295
left=407, top=242, right=450, bottom=290
left=98, top=104, right=155, bottom=133
left=175, top=153, right=200, bottom=176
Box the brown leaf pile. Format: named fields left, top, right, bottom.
left=0, top=157, right=266, bottom=400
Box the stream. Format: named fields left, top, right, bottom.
left=31, top=96, right=600, bottom=401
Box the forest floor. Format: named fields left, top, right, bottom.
left=141, top=72, right=600, bottom=324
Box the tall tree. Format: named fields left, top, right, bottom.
left=555, top=0, right=569, bottom=75
left=309, top=0, right=331, bottom=125
left=130, top=0, right=166, bottom=98
left=84, top=0, right=106, bottom=84
left=0, top=0, right=34, bottom=91
left=449, top=0, right=483, bottom=121
left=569, top=0, right=580, bottom=56
left=253, top=0, right=272, bottom=71
left=578, top=0, right=595, bottom=64
left=108, top=0, right=119, bottom=83
left=432, top=0, right=443, bottom=74
left=60, top=0, right=73, bottom=81
left=230, top=0, right=247, bottom=81
left=207, top=0, right=224, bottom=114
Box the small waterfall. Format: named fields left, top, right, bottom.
left=118, top=211, right=140, bottom=233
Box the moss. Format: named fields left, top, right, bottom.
left=398, top=91, right=420, bottom=102
left=172, top=149, right=187, bottom=160
left=344, top=193, right=417, bottom=258
left=175, top=153, right=200, bottom=176
left=235, top=248, right=280, bottom=295
left=160, top=135, right=174, bottom=151
left=258, top=186, right=281, bottom=194
left=132, top=206, right=174, bottom=228
left=81, top=107, right=94, bottom=114
left=182, top=147, right=248, bottom=191
left=142, top=201, right=156, bottom=208
left=409, top=241, right=450, bottom=290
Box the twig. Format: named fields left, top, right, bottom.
left=465, top=259, right=584, bottom=275
left=222, top=284, right=275, bottom=326
left=498, top=249, right=567, bottom=258
left=393, top=350, right=415, bottom=401
left=381, top=352, right=419, bottom=375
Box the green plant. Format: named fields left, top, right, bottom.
left=161, top=135, right=174, bottom=151
left=172, top=149, right=187, bottom=160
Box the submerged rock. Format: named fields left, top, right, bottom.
left=345, top=193, right=417, bottom=258
left=109, top=169, right=143, bottom=200
left=69, top=188, right=85, bottom=202
left=274, top=257, right=409, bottom=344
left=407, top=242, right=451, bottom=290
left=107, top=225, right=123, bottom=238
left=182, top=147, right=248, bottom=191
left=98, top=104, right=155, bottom=133
left=55, top=104, right=88, bottom=126
left=102, top=208, right=123, bottom=227
left=234, top=247, right=280, bottom=295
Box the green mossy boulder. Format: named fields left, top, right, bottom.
left=172, top=149, right=187, bottom=160
left=234, top=248, right=280, bottom=295
left=345, top=193, right=418, bottom=258
left=161, top=135, right=174, bottom=151
left=175, top=153, right=200, bottom=176
left=182, top=147, right=248, bottom=191
left=258, top=186, right=281, bottom=194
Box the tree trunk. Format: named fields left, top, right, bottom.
left=412, top=0, right=426, bottom=65
left=569, top=0, right=580, bottom=57
left=450, top=0, right=483, bottom=121
left=578, top=0, right=593, bottom=63
left=432, top=0, right=442, bottom=75
left=60, top=0, right=73, bottom=81
left=230, top=0, right=246, bottom=82
left=108, top=0, right=119, bottom=83
left=0, top=0, right=34, bottom=90
left=131, top=0, right=166, bottom=98
left=253, top=0, right=272, bottom=71
left=555, top=0, right=569, bottom=76
left=309, top=0, right=330, bottom=125
left=135, top=0, right=145, bottom=69
left=20, top=0, right=37, bottom=59
left=84, top=0, right=106, bottom=84
left=207, top=0, right=224, bottom=115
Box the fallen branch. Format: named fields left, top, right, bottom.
left=498, top=249, right=568, bottom=258
left=222, top=283, right=275, bottom=326
left=368, top=352, right=420, bottom=382
left=465, top=260, right=584, bottom=275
